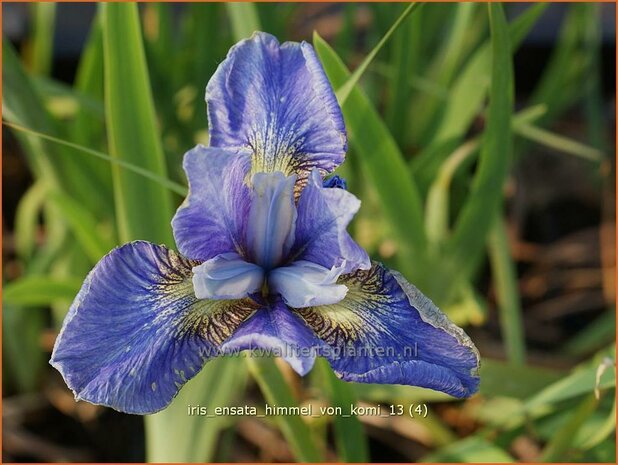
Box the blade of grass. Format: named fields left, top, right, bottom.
left=14, top=181, right=48, bottom=260
left=3, top=39, right=110, bottom=214
left=525, top=348, right=616, bottom=412
left=336, top=2, right=420, bottom=105
left=69, top=14, right=107, bottom=149
left=247, top=357, right=323, bottom=462
left=443, top=3, right=513, bottom=291
left=540, top=394, right=599, bottom=462
left=3, top=276, right=83, bottom=306
left=412, top=103, right=546, bottom=199
left=3, top=122, right=187, bottom=196
left=176, top=3, right=222, bottom=134
left=314, top=32, right=427, bottom=284
left=425, top=138, right=480, bottom=249
left=33, top=76, right=104, bottom=120
left=580, top=394, right=616, bottom=450
left=101, top=2, right=174, bottom=246
left=48, top=191, right=115, bottom=263
left=28, top=2, right=56, bottom=75
left=3, top=304, right=46, bottom=392
left=530, top=4, right=596, bottom=124
left=226, top=3, right=261, bottom=41
left=563, top=310, right=616, bottom=356
left=316, top=359, right=369, bottom=462
left=146, top=357, right=248, bottom=462
left=385, top=6, right=421, bottom=145
left=431, top=3, right=548, bottom=146
left=515, top=123, right=604, bottom=163
left=421, top=436, right=515, bottom=463
left=409, top=2, right=477, bottom=145
left=488, top=217, right=526, bottom=365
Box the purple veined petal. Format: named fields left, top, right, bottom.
left=206, top=32, right=347, bottom=185
left=192, top=252, right=264, bottom=300
left=220, top=297, right=327, bottom=376
left=269, top=260, right=348, bottom=308
left=247, top=171, right=297, bottom=269
left=50, top=241, right=259, bottom=414
left=295, top=262, right=481, bottom=398
left=172, top=145, right=252, bottom=262
left=290, top=169, right=370, bottom=274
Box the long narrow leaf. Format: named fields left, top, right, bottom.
left=444, top=4, right=513, bottom=287
left=430, top=3, right=548, bottom=146
left=336, top=2, right=420, bottom=105
left=488, top=217, right=526, bottom=365
left=3, top=276, right=83, bottom=306
left=317, top=359, right=369, bottom=462
left=146, top=358, right=248, bottom=462
left=101, top=3, right=174, bottom=246
left=314, top=32, right=427, bottom=283
left=49, top=191, right=115, bottom=263
left=226, top=3, right=260, bottom=41
left=3, top=122, right=187, bottom=196
left=247, top=357, right=323, bottom=462
left=28, top=2, right=56, bottom=75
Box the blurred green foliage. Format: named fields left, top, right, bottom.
left=2, top=2, right=615, bottom=462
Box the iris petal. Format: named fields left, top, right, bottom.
left=295, top=262, right=480, bottom=398
left=269, top=260, right=348, bottom=308
left=206, top=32, right=346, bottom=185
left=221, top=297, right=326, bottom=376
left=247, top=171, right=297, bottom=269
left=291, top=169, right=370, bottom=274
left=172, top=145, right=252, bottom=262
left=192, top=252, right=264, bottom=300
left=50, top=241, right=258, bottom=414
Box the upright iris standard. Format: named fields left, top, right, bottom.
left=51, top=33, right=480, bottom=414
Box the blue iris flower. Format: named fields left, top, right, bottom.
left=51, top=32, right=480, bottom=414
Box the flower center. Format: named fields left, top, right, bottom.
left=191, top=172, right=348, bottom=308
left=246, top=171, right=297, bottom=270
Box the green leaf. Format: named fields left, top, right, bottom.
left=48, top=191, right=115, bottom=263
left=3, top=39, right=110, bottom=214
left=68, top=13, right=108, bottom=153
left=421, top=436, right=514, bottom=463
left=336, top=2, right=420, bottom=105
left=3, top=304, right=46, bottom=392
left=247, top=357, right=323, bottom=461
left=409, top=3, right=478, bottom=146
left=540, top=394, right=599, bottom=462
left=514, top=123, right=604, bottom=162
left=33, top=76, right=104, bottom=120
left=430, top=3, right=548, bottom=146
left=479, top=359, right=563, bottom=399
left=14, top=181, right=48, bottom=260
left=563, top=309, right=616, bottom=356
left=146, top=357, right=248, bottom=462
left=385, top=6, right=421, bottom=145
left=579, top=394, right=616, bottom=450
left=443, top=3, right=513, bottom=290
left=313, top=32, right=427, bottom=283
left=530, top=4, right=597, bottom=124
left=27, top=2, right=56, bottom=76
left=3, top=122, right=187, bottom=196
left=525, top=349, right=616, bottom=411
left=488, top=217, right=526, bottom=365
left=101, top=2, right=174, bottom=246
left=226, top=3, right=261, bottom=41
left=316, top=359, right=368, bottom=462
left=3, top=275, right=83, bottom=307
